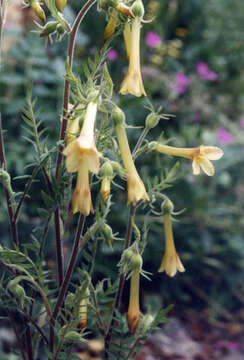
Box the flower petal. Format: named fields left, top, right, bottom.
left=192, top=157, right=201, bottom=175
left=198, top=157, right=215, bottom=176
left=201, top=146, right=224, bottom=160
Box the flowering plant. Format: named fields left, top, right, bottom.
left=0, top=0, right=225, bottom=359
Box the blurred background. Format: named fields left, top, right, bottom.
left=0, top=0, right=244, bottom=359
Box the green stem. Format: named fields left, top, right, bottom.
left=53, top=0, right=97, bottom=289
left=104, top=204, right=136, bottom=357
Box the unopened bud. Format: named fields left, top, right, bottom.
left=101, top=161, right=113, bottom=178
left=30, top=0, right=46, bottom=22
left=146, top=113, right=160, bottom=129
left=132, top=0, right=144, bottom=18
left=130, top=253, right=143, bottom=271
left=100, top=177, right=111, bottom=203
left=55, top=0, right=67, bottom=12
left=116, top=3, right=134, bottom=18
left=161, top=199, right=174, bottom=214
left=40, top=21, right=58, bottom=37
left=101, top=223, right=114, bottom=246
left=0, top=168, right=11, bottom=190
left=112, top=106, right=125, bottom=127
left=64, top=331, right=83, bottom=343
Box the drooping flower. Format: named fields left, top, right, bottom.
left=120, top=1, right=146, bottom=97
left=127, top=269, right=140, bottom=333
left=153, top=143, right=223, bottom=176
left=145, top=31, right=162, bottom=48
left=63, top=101, right=100, bottom=215
left=217, top=127, right=233, bottom=144
left=196, top=62, right=218, bottom=81
left=158, top=212, right=185, bottom=277
left=112, top=107, right=149, bottom=204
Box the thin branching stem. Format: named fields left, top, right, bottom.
left=0, top=114, right=19, bottom=246
left=132, top=127, right=149, bottom=159
left=25, top=322, right=34, bottom=360
left=7, top=310, right=26, bottom=360
left=53, top=0, right=98, bottom=289
left=104, top=204, right=136, bottom=357
left=90, top=283, right=106, bottom=337
left=49, top=215, right=85, bottom=353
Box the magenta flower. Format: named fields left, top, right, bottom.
left=107, top=49, right=119, bottom=61
left=217, top=127, right=233, bottom=144
left=171, top=72, right=190, bottom=94
left=196, top=62, right=218, bottom=81
left=145, top=31, right=162, bottom=48
left=240, top=117, right=244, bottom=128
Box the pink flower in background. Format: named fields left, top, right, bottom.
left=107, top=49, right=118, bottom=61
left=145, top=31, right=162, bottom=47
left=171, top=72, right=190, bottom=94
left=217, top=127, right=233, bottom=144
left=196, top=62, right=218, bottom=81
left=240, top=117, right=244, bottom=128
left=215, top=341, right=241, bottom=350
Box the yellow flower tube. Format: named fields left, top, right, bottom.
left=63, top=101, right=100, bottom=215
left=115, top=124, right=149, bottom=204
left=154, top=143, right=223, bottom=176
left=120, top=0, right=146, bottom=97
left=158, top=213, right=185, bottom=277
left=127, top=269, right=140, bottom=334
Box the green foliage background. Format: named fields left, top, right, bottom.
left=0, top=0, right=243, bottom=352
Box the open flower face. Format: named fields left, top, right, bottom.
left=155, top=143, right=223, bottom=176
left=158, top=213, right=185, bottom=277
left=120, top=18, right=146, bottom=97
left=192, top=146, right=223, bottom=176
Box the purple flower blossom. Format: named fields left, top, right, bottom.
left=171, top=72, right=190, bottom=94
left=145, top=31, right=162, bottom=48
left=240, top=117, right=244, bottom=128
left=217, top=127, right=233, bottom=144
left=107, top=49, right=118, bottom=61
left=215, top=341, right=241, bottom=350
left=196, top=62, right=218, bottom=81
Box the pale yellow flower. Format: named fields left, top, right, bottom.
left=155, top=143, right=223, bottom=176
left=120, top=17, right=146, bottom=97
left=63, top=101, right=100, bottom=215
left=158, top=213, right=185, bottom=277
left=127, top=269, right=140, bottom=334
left=100, top=177, right=111, bottom=203
left=115, top=124, right=149, bottom=204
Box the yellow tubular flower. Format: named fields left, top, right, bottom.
left=158, top=213, right=185, bottom=277
left=63, top=101, right=100, bottom=215
left=66, top=116, right=80, bottom=146
left=120, top=17, right=146, bottom=97
left=115, top=124, right=149, bottom=204
left=30, top=0, right=46, bottom=22
left=104, top=9, right=118, bottom=42
left=77, top=288, right=89, bottom=330
left=155, top=144, right=223, bottom=176
left=100, top=177, right=111, bottom=203
left=72, top=163, right=93, bottom=216
left=55, top=0, right=67, bottom=13
left=127, top=269, right=140, bottom=334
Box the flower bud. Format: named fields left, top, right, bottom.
left=64, top=331, right=83, bottom=343
left=112, top=106, right=126, bottom=127
left=116, top=3, right=134, bottom=18
left=55, top=0, right=67, bottom=12
left=40, top=21, right=58, bottom=37
left=123, top=248, right=134, bottom=263
left=101, top=161, right=113, bottom=178
left=101, top=223, right=114, bottom=247
left=8, top=282, right=26, bottom=307
left=161, top=199, right=174, bottom=214
left=148, top=141, right=157, bottom=150
left=130, top=253, right=142, bottom=271
left=77, top=288, right=90, bottom=329
left=132, top=0, right=144, bottom=18
left=145, top=113, right=160, bottom=129
left=100, top=177, right=111, bottom=203
left=0, top=168, right=11, bottom=190
left=30, top=0, right=46, bottom=22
